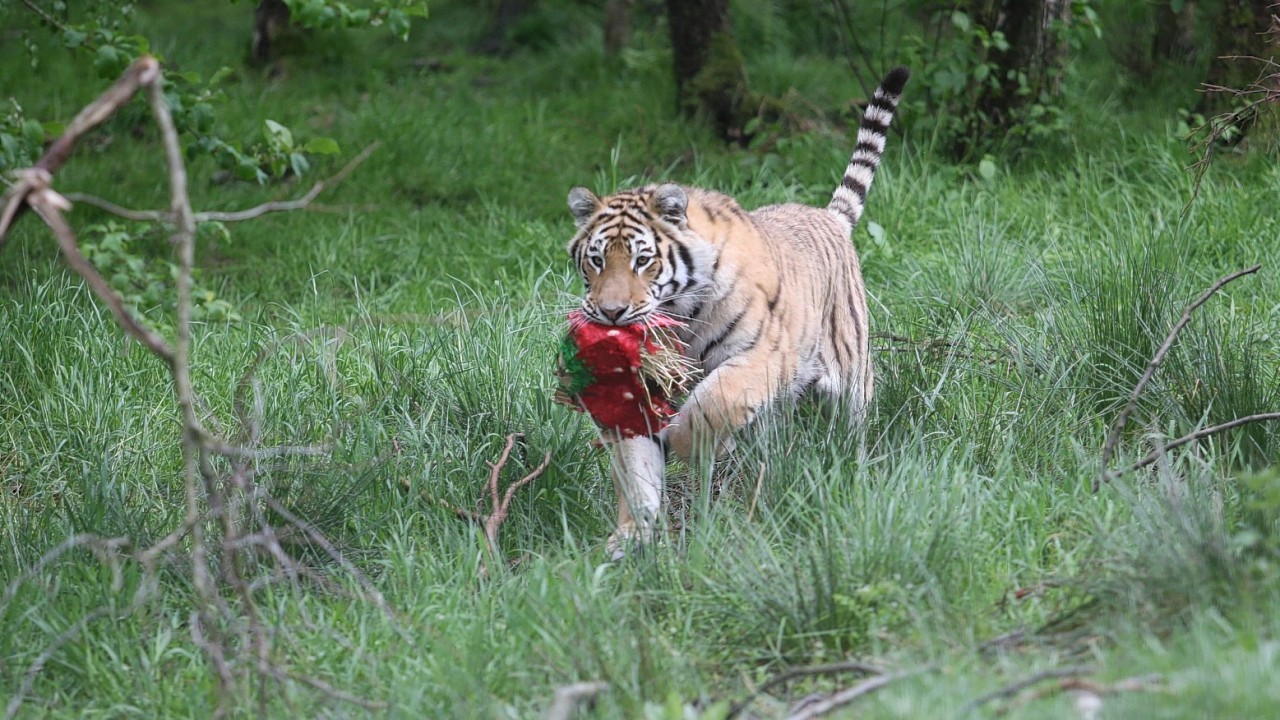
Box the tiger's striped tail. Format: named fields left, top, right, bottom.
left=828, top=66, right=910, bottom=233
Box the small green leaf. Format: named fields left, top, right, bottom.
left=303, top=136, right=340, bottom=155
left=978, top=156, right=997, bottom=181
left=21, top=119, right=44, bottom=146
left=264, top=119, right=293, bottom=150
left=866, top=220, right=887, bottom=245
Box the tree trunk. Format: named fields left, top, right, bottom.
left=472, top=0, right=539, bottom=56
left=960, top=0, right=1071, bottom=155
left=251, top=0, right=291, bottom=65
left=1152, top=0, right=1198, bottom=62
left=664, top=0, right=756, bottom=143
left=604, top=0, right=635, bottom=58
left=1199, top=0, right=1278, bottom=120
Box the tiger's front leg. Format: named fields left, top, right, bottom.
left=605, top=435, right=665, bottom=559
left=663, top=356, right=782, bottom=462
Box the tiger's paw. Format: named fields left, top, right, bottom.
left=606, top=524, right=652, bottom=561
left=661, top=422, right=735, bottom=463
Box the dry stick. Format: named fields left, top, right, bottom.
left=0, top=56, right=160, bottom=248
left=784, top=670, right=917, bottom=720
left=0, top=534, right=129, bottom=614
left=62, top=141, right=382, bottom=225
left=27, top=196, right=176, bottom=363
left=1119, top=412, right=1280, bottom=476
left=5, top=57, right=398, bottom=714
left=483, top=439, right=554, bottom=560
left=727, top=660, right=885, bottom=719
left=430, top=434, right=552, bottom=570
left=1096, top=264, right=1262, bottom=490
left=957, top=664, right=1096, bottom=716
left=543, top=681, right=609, bottom=720
left=1010, top=672, right=1167, bottom=711
left=744, top=461, right=767, bottom=523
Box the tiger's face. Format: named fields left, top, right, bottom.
left=566, top=184, right=693, bottom=326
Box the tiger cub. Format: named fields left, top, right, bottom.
left=565, top=67, right=910, bottom=555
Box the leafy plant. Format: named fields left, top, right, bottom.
left=80, top=221, right=241, bottom=323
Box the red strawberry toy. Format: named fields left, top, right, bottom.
left=555, top=311, right=697, bottom=440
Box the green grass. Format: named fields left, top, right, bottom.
left=3, top=1, right=1280, bottom=717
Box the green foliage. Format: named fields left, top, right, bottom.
left=80, top=221, right=241, bottom=323
left=882, top=1, right=1101, bottom=157
left=280, top=0, right=428, bottom=40
left=0, top=98, right=49, bottom=169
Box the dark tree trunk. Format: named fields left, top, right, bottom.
left=1152, top=0, right=1198, bottom=62
left=664, top=0, right=756, bottom=142
left=472, top=0, right=539, bottom=56
left=251, top=0, right=291, bottom=65
left=604, top=0, right=635, bottom=58
left=954, top=0, right=1071, bottom=156
left=1199, top=0, right=1278, bottom=119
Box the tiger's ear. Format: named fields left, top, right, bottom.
left=568, top=187, right=601, bottom=227
left=651, top=184, right=688, bottom=226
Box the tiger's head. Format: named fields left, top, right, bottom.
left=566, top=183, right=696, bottom=326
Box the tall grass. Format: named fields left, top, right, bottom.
left=2, top=2, right=1278, bottom=717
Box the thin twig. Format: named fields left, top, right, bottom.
left=0, top=534, right=129, bottom=614
left=784, top=670, right=918, bottom=720
left=0, top=56, right=159, bottom=248
left=60, top=193, right=170, bottom=221
left=1097, top=264, right=1262, bottom=490
left=61, top=143, right=380, bottom=225
left=1116, top=412, right=1280, bottom=477
left=196, top=142, right=380, bottom=223
left=485, top=449, right=553, bottom=559
left=6, top=54, right=400, bottom=715
left=728, top=660, right=885, bottom=719
left=744, top=462, right=766, bottom=523
left=28, top=193, right=176, bottom=363
left=958, top=665, right=1096, bottom=716
left=544, top=681, right=609, bottom=720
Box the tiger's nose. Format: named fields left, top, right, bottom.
left=598, top=303, right=628, bottom=324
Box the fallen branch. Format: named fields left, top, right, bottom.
left=429, top=433, right=552, bottom=573
left=967, top=670, right=1166, bottom=718
left=2, top=56, right=400, bottom=716
left=784, top=670, right=918, bottom=720
left=0, top=57, right=160, bottom=248
left=728, top=659, right=885, bottom=719
left=958, top=664, right=1096, bottom=715
left=1097, top=264, right=1262, bottom=490
left=1116, top=412, right=1280, bottom=477
left=27, top=188, right=176, bottom=364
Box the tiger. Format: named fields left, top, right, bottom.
left=564, top=67, right=910, bottom=556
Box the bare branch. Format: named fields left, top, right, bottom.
left=1, top=56, right=159, bottom=248
left=1, top=534, right=129, bottom=614
left=1098, top=264, right=1262, bottom=489
left=1117, top=412, right=1280, bottom=477
left=958, top=665, right=1096, bottom=716
left=61, top=193, right=171, bottom=221
left=196, top=142, right=381, bottom=223
left=28, top=193, right=176, bottom=364
left=61, top=143, right=380, bottom=225
left=784, top=670, right=919, bottom=720
left=728, top=660, right=885, bottom=719
left=487, top=450, right=552, bottom=555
